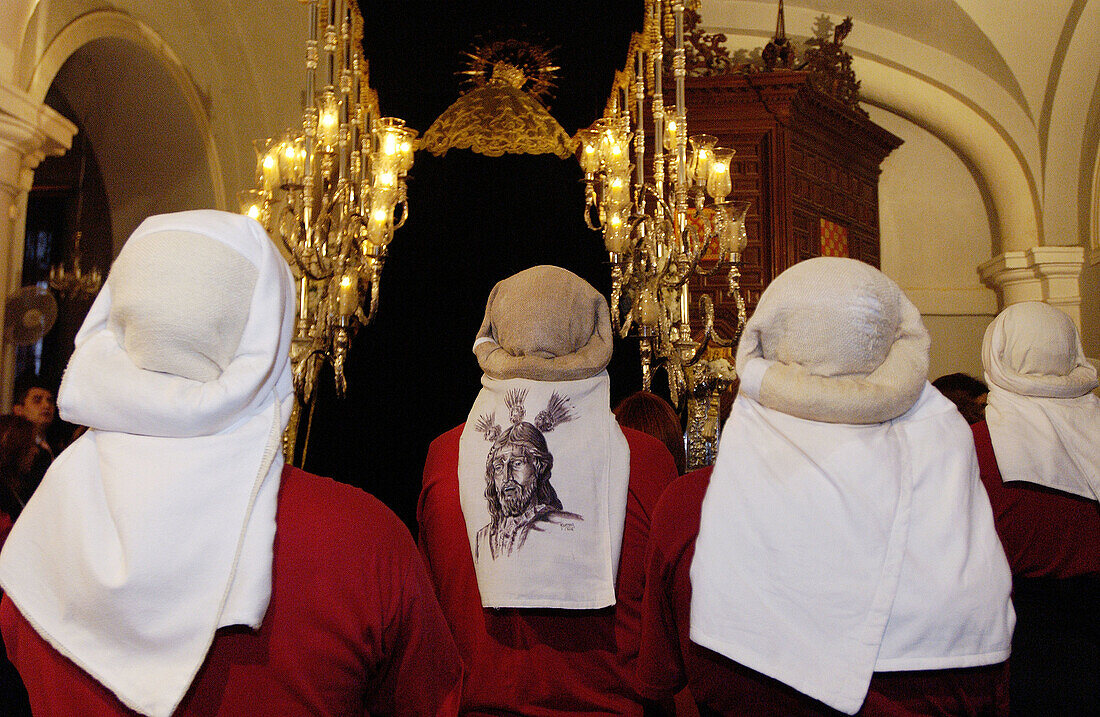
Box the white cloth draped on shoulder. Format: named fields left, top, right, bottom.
left=458, top=373, right=629, bottom=609
left=690, top=385, right=1014, bottom=714
left=0, top=210, right=295, bottom=717
left=689, top=257, right=1014, bottom=715
left=982, top=301, right=1100, bottom=501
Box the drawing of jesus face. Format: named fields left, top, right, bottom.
left=492, top=443, right=539, bottom=516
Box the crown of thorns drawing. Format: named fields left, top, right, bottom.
left=475, top=388, right=574, bottom=442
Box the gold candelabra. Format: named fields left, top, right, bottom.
left=49, top=231, right=102, bottom=300
left=241, top=0, right=415, bottom=409
left=578, top=0, right=749, bottom=469
left=50, top=139, right=103, bottom=300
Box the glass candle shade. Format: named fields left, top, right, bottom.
left=706, top=148, right=735, bottom=201
left=605, top=132, right=632, bottom=173
left=317, top=91, right=340, bottom=152
left=373, top=117, right=414, bottom=175
left=261, top=152, right=280, bottom=193
left=607, top=173, right=631, bottom=208
left=336, top=270, right=359, bottom=317
left=366, top=203, right=393, bottom=245
left=605, top=211, right=630, bottom=254
left=398, top=135, right=415, bottom=173
left=375, top=117, right=404, bottom=155
left=637, top=287, right=660, bottom=328
left=577, top=129, right=600, bottom=174
left=718, top=202, right=750, bottom=256
left=283, top=137, right=307, bottom=183
left=663, top=111, right=678, bottom=152
left=238, top=189, right=265, bottom=222
left=689, top=134, right=717, bottom=185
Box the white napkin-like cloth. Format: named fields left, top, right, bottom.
left=458, top=372, right=629, bottom=608
left=690, top=385, right=1014, bottom=714
left=982, top=301, right=1100, bottom=500
left=0, top=210, right=295, bottom=717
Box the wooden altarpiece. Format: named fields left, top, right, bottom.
left=683, top=69, right=902, bottom=340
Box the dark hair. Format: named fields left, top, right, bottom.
left=0, top=414, right=39, bottom=519
left=483, top=422, right=561, bottom=523
left=932, top=373, right=989, bottom=425
left=614, top=391, right=686, bottom=474
left=931, top=373, right=988, bottom=397
left=12, top=374, right=53, bottom=406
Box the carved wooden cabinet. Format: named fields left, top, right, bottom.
left=683, top=70, right=902, bottom=337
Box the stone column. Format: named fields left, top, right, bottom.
left=978, top=246, right=1086, bottom=327
left=0, top=82, right=77, bottom=409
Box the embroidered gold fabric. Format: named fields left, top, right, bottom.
left=421, top=83, right=575, bottom=159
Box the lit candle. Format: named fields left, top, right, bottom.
left=663, top=115, right=677, bottom=152
left=605, top=211, right=630, bottom=254
left=336, top=271, right=359, bottom=316
left=706, top=147, right=734, bottom=201
left=689, top=134, right=717, bottom=185
left=576, top=129, right=600, bottom=174
left=382, top=131, right=398, bottom=157
left=398, top=136, right=415, bottom=172
left=367, top=205, right=392, bottom=245
left=237, top=189, right=265, bottom=221
left=318, top=92, right=339, bottom=151
left=607, top=133, right=631, bottom=172
left=293, top=145, right=308, bottom=179
left=261, top=152, right=279, bottom=192
left=608, top=175, right=630, bottom=207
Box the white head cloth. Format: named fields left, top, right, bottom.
left=458, top=266, right=629, bottom=608
left=690, top=258, right=1014, bottom=715
left=0, top=210, right=295, bottom=717
left=982, top=301, right=1100, bottom=500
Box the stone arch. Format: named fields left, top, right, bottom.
left=28, top=10, right=224, bottom=251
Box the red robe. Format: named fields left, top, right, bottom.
left=417, top=424, right=677, bottom=716
left=971, top=420, right=1099, bottom=716
left=638, top=467, right=1009, bottom=716
left=1, top=466, right=463, bottom=716
left=971, top=420, right=1100, bottom=579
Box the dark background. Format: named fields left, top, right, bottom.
left=302, top=1, right=649, bottom=529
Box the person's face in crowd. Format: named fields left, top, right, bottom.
left=493, top=443, right=538, bottom=517
left=14, top=388, right=56, bottom=432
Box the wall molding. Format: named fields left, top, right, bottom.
left=978, top=246, right=1085, bottom=326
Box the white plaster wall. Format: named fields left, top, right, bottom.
left=870, top=104, right=998, bottom=378
left=923, top=314, right=993, bottom=382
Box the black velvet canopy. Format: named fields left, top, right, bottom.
left=303, top=1, right=646, bottom=529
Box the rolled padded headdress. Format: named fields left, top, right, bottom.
left=473, top=265, right=613, bottom=382
left=982, top=301, right=1097, bottom=398
left=736, top=257, right=930, bottom=424
left=692, top=257, right=1013, bottom=714
left=982, top=301, right=1099, bottom=499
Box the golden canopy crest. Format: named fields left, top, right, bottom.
left=421, top=39, right=574, bottom=159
